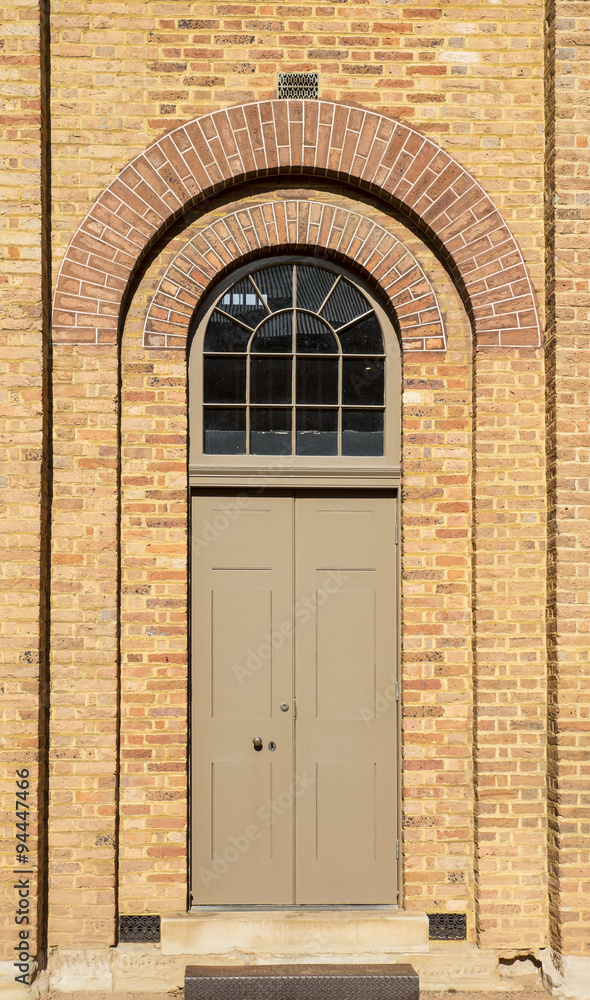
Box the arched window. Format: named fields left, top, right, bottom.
left=202, top=262, right=386, bottom=457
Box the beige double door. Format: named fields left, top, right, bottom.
left=191, top=491, right=398, bottom=905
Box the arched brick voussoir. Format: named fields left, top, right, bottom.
left=52, top=99, right=540, bottom=349
left=142, top=200, right=446, bottom=353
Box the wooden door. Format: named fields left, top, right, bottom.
left=191, top=493, right=294, bottom=904
left=191, top=491, right=398, bottom=905
left=294, top=495, right=398, bottom=903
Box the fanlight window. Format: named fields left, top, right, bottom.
left=203, top=262, right=385, bottom=456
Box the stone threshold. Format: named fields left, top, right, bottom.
left=160, top=909, right=430, bottom=960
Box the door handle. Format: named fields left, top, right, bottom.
left=253, top=737, right=263, bottom=751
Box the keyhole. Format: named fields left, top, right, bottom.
left=268, top=741, right=276, bottom=751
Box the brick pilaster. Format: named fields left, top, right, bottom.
left=47, top=346, right=119, bottom=945
left=0, top=0, right=48, bottom=964
left=473, top=348, right=547, bottom=949
left=545, top=0, right=590, bottom=962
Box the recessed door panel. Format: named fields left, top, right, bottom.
left=211, top=761, right=273, bottom=862
left=206, top=507, right=273, bottom=568
left=316, top=590, right=376, bottom=719
left=211, top=588, right=273, bottom=717
left=315, top=761, right=377, bottom=862
left=312, top=508, right=381, bottom=568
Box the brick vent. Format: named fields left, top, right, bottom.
left=119, top=914, right=161, bottom=942
left=143, top=199, right=445, bottom=352
left=428, top=913, right=467, bottom=940
left=278, top=72, right=319, bottom=100
left=51, top=100, right=540, bottom=350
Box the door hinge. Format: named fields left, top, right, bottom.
left=396, top=839, right=399, bottom=860
left=395, top=681, right=399, bottom=702
left=395, top=524, right=399, bottom=545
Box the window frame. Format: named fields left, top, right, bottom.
left=188, top=256, right=401, bottom=486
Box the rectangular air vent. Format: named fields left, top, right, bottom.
left=119, top=914, right=161, bottom=942
left=278, top=72, right=319, bottom=100
left=428, top=913, right=467, bottom=940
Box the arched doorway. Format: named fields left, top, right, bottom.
left=48, top=100, right=544, bottom=951
left=188, top=256, right=401, bottom=905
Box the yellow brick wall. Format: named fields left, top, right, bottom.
left=6, top=0, right=586, bottom=973
left=49, top=0, right=546, bottom=300
left=473, top=348, right=547, bottom=947
left=116, top=188, right=476, bottom=925
left=47, top=345, right=119, bottom=944
left=546, top=0, right=590, bottom=961
left=0, top=0, right=47, bottom=965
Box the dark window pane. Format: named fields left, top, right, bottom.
left=217, top=279, right=267, bottom=328
left=296, top=312, right=338, bottom=353
left=204, top=408, right=246, bottom=454
left=342, top=357, right=384, bottom=406
left=250, top=409, right=292, bottom=455
left=296, top=408, right=338, bottom=456
left=251, top=312, right=293, bottom=353
left=252, top=264, right=293, bottom=312
left=296, top=356, right=338, bottom=405
left=204, top=310, right=252, bottom=352
left=320, top=278, right=369, bottom=329
left=296, top=265, right=338, bottom=312
left=204, top=356, right=246, bottom=403
left=342, top=410, right=384, bottom=456
left=339, top=313, right=384, bottom=354
left=250, top=357, right=292, bottom=404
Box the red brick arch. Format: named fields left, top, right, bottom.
left=143, top=200, right=445, bottom=352
left=53, top=100, right=540, bottom=349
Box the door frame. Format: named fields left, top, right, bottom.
left=187, top=253, right=403, bottom=908
left=188, top=479, right=403, bottom=909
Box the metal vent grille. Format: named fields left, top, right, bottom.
left=186, top=964, right=419, bottom=1000
left=119, top=914, right=161, bottom=942
left=428, top=913, right=467, bottom=940
left=278, top=72, right=319, bottom=99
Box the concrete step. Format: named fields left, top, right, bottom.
left=185, top=963, right=420, bottom=1000
left=161, top=909, right=429, bottom=961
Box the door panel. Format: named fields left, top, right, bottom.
left=211, top=761, right=273, bottom=862
left=294, top=496, right=398, bottom=904
left=316, top=590, right=376, bottom=719
left=316, top=761, right=377, bottom=862
left=191, top=491, right=398, bottom=905
left=191, top=495, right=294, bottom=904
left=211, top=588, right=273, bottom=717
